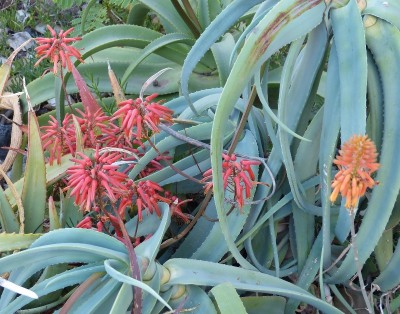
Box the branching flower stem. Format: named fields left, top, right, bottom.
left=144, top=135, right=204, bottom=185
left=111, top=204, right=142, bottom=314
left=349, top=209, right=374, bottom=314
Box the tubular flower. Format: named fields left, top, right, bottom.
left=73, top=108, right=110, bottom=148
left=124, top=180, right=171, bottom=221
left=76, top=216, right=93, bottom=229
left=41, top=114, right=75, bottom=165
left=164, top=192, right=191, bottom=223
left=34, top=25, right=84, bottom=74
left=202, top=154, right=261, bottom=209
left=66, top=147, right=129, bottom=211
left=330, top=135, right=379, bottom=209
left=112, top=94, right=174, bottom=140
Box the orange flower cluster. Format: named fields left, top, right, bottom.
left=330, top=135, right=379, bottom=209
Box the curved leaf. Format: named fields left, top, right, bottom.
left=165, top=258, right=342, bottom=313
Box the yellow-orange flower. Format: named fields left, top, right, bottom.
left=330, top=135, right=379, bottom=209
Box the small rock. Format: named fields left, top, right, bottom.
left=15, top=10, right=30, bottom=24
left=7, top=32, right=34, bottom=51
left=0, top=57, right=7, bottom=65
left=34, top=23, right=47, bottom=35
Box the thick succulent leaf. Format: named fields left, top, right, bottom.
left=374, top=228, right=393, bottom=273
left=0, top=263, right=104, bottom=311
left=65, top=275, right=120, bottom=313
left=210, top=0, right=324, bottom=269
left=198, top=0, right=222, bottom=28
left=74, top=25, right=189, bottom=66
left=242, top=296, right=286, bottom=314
left=121, top=33, right=195, bottom=85
left=164, top=258, right=342, bottom=313
left=327, top=17, right=400, bottom=284
left=230, top=0, right=279, bottom=67
left=127, top=2, right=150, bottom=25
left=0, top=233, right=41, bottom=252
left=137, top=0, right=192, bottom=34
left=21, top=111, right=46, bottom=233
left=135, top=203, right=171, bottom=268
left=319, top=43, right=341, bottom=267
left=364, top=0, right=400, bottom=30
left=168, top=285, right=217, bottom=314
left=210, top=33, right=236, bottom=86
left=366, top=51, right=383, bottom=149
left=164, top=87, right=222, bottom=115
left=210, top=282, right=247, bottom=314
left=331, top=0, right=367, bottom=142
left=292, top=108, right=323, bottom=272
left=277, top=22, right=327, bottom=215
left=104, top=259, right=172, bottom=311
left=0, top=185, right=19, bottom=233
left=109, top=283, right=132, bottom=314
left=181, top=0, right=266, bottom=106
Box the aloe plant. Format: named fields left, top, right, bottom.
left=1, top=0, right=400, bottom=313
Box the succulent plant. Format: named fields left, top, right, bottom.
left=0, top=0, right=400, bottom=313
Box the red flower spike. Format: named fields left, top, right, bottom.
left=127, top=180, right=172, bottom=221
left=164, top=192, right=191, bottom=223
left=76, top=216, right=92, bottom=229
left=73, top=108, right=110, bottom=148
left=35, top=25, right=83, bottom=74
left=112, top=94, right=174, bottom=140
left=330, top=135, right=379, bottom=209
left=66, top=147, right=129, bottom=211
left=201, top=154, right=261, bottom=209
left=41, top=114, right=75, bottom=165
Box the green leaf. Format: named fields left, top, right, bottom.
left=241, top=296, right=286, bottom=314
left=0, top=233, right=41, bottom=252
left=210, top=33, right=236, bottom=86
left=0, top=185, right=19, bottom=233
left=121, top=33, right=195, bottom=85
left=374, top=228, right=393, bottom=273
left=319, top=43, right=340, bottom=267
left=109, top=283, right=132, bottom=314
left=21, top=111, right=46, bottom=233
left=210, top=282, right=247, bottom=314
left=364, top=0, right=400, bottom=30
left=138, top=0, right=192, bottom=34
left=104, top=259, right=172, bottom=311
left=165, top=258, right=342, bottom=314
left=181, top=0, right=266, bottom=108
left=135, top=203, right=171, bottom=268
